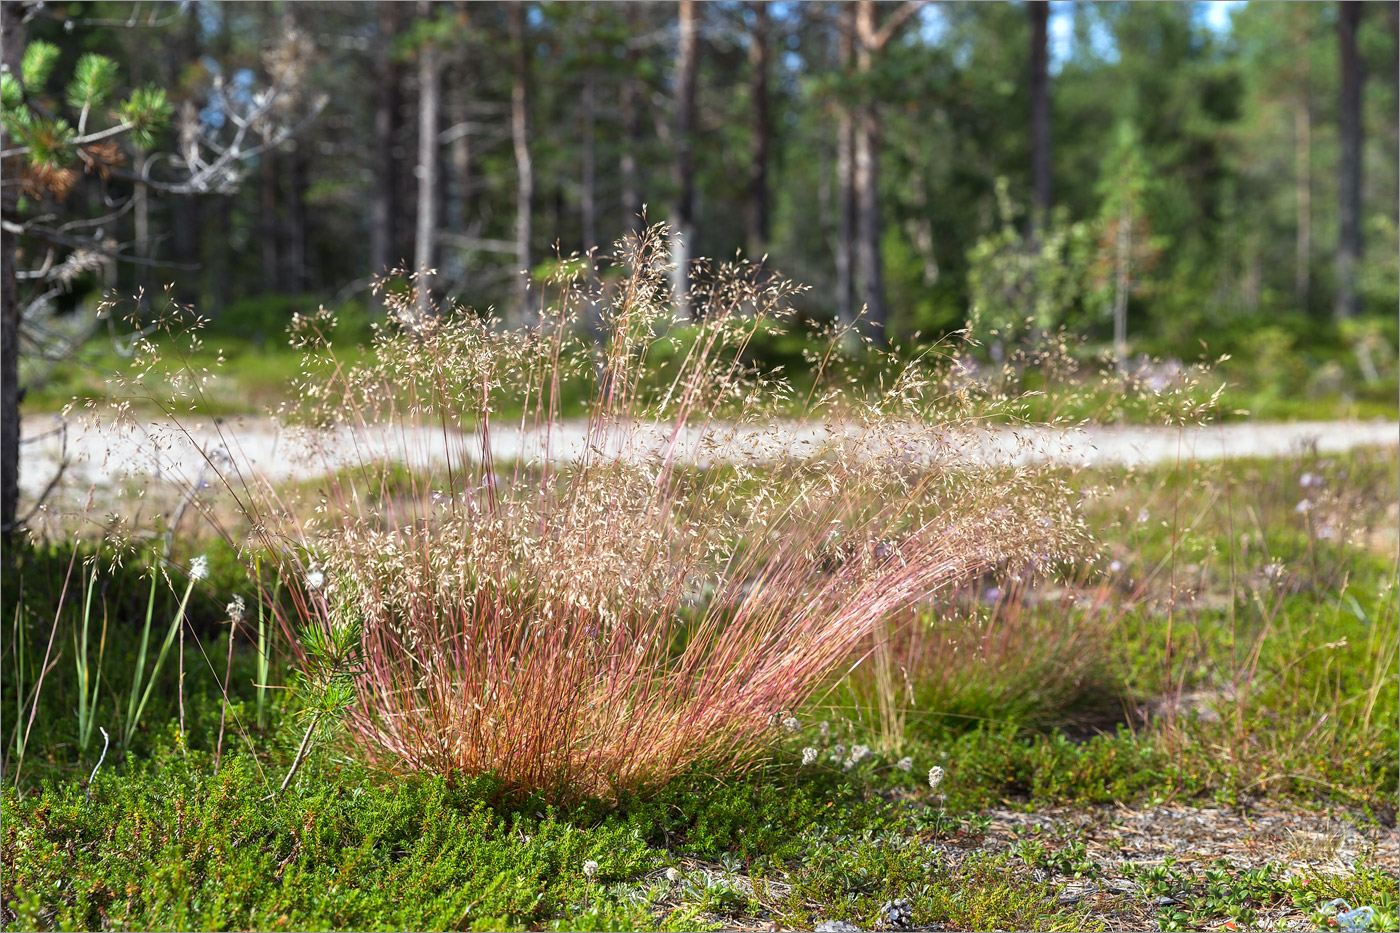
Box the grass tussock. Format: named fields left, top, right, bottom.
left=208, top=229, right=1085, bottom=799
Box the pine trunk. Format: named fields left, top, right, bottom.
left=582, top=73, right=598, bottom=252
left=672, top=0, right=699, bottom=318
left=854, top=1, right=886, bottom=344
left=1113, top=202, right=1132, bottom=368
left=1029, top=0, right=1051, bottom=222
left=286, top=146, right=310, bottom=293
left=1295, top=99, right=1311, bottom=307
left=448, top=75, right=472, bottom=235
left=1335, top=0, right=1364, bottom=320
left=510, top=0, right=534, bottom=325
left=371, top=1, right=402, bottom=292
left=619, top=8, right=644, bottom=237
left=835, top=2, right=856, bottom=334
left=260, top=147, right=282, bottom=292
left=415, top=0, right=441, bottom=319
left=747, top=1, right=771, bottom=257
left=1, top=0, right=25, bottom=535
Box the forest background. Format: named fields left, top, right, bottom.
left=4, top=1, right=1398, bottom=484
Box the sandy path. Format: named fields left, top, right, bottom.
left=16, top=413, right=1398, bottom=502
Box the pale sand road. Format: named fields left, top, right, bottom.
left=15, top=413, right=1399, bottom=503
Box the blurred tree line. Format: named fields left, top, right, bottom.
left=4, top=0, right=1397, bottom=532
left=8, top=0, right=1398, bottom=339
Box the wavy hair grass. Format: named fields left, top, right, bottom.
left=112, top=227, right=1091, bottom=800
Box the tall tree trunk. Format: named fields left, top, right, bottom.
left=207, top=194, right=232, bottom=312
left=257, top=3, right=282, bottom=296
left=672, top=0, right=699, bottom=318
left=1, top=0, right=24, bottom=535
left=168, top=15, right=202, bottom=307
left=415, top=0, right=441, bottom=320
left=510, top=0, right=534, bottom=325
left=835, top=2, right=856, bottom=334
left=1335, top=0, right=1364, bottom=320
left=133, top=153, right=151, bottom=301
left=580, top=66, right=609, bottom=348
left=285, top=146, right=310, bottom=292
left=371, top=2, right=402, bottom=297
left=619, top=73, right=644, bottom=235
left=747, top=1, right=771, bottom=257
left=1295, top=99, right=1311, bottom=307
left=448, top=73, right=472, bottom=235
left=582, top=72, right=599, bottom=252
left=853, top=109, right=885, bottom=344
left=281, top=0, right=309, bottom=297
left=854, top=1, right=886, bottom=344
left=1029, top=0, right=1051, bottom=223
left=1113, top=201, right=1132, bottom=369
left=203, top=5, right=235, bottom=311
left=448, top=3, right=473, bottom=238
left=260, top=147, right=282, bottom=292
left=170, top=199, right=201, bottom=305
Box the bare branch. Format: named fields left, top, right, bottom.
left=870, top=0, right=927, bottom=51
left=1, top=120, right=138, bottom=160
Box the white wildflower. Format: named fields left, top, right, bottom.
left=189, top=555, right=209, bottom=582
left=829, top=743, right=846, bottom=762
left=818, top=721, right=830, bottom=739
left=306, top=567, right=326, bottom=590
left=1108, top=560, right=1124, bottom=574
left=1295, top=499, right=1311, bottom=514
left=583, top=860, right=599, bottom=878
left=849, top=744, right=870, bottom=763
left=896, top=756, right=913, bottom=772
left=842, top=758, right=854, bottom=771
left=665, top=867, right=681, bottom=882
left=802, top=747, right=819, bottom=766
left=928, top=766, right=944, bottom=790
left=782, top=716, right=801, bottom=734
left=226, top=595, right=246, bottom=624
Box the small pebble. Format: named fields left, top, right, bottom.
left=880, top=897, right=913, bottom=930
left=815, top=922, right=863, bottom=933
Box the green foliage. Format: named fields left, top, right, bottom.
left=115, top=86, right=171, bottom=149
left=3, top=44, right=170, bottom=182
left=0, top=71, right=22, bottom=110
left=20, top=40, right=61, bottom=90
left=0, top=736, right=1106, bottom=932
left=1012, top=834, right=1100, bottom=880
left=1, top=756, right=659, bottom=931
left=1125, top=859, right=1291, bottom=931
left=966, top=179, right=1096, bottom=344
left=2, top=445, right=1395, bottom=930
left=1294, top=868, right=1400, bottom=933
left=206, top=293, right=377, bottom=346
left=65, top=54, right=120, bottom=112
